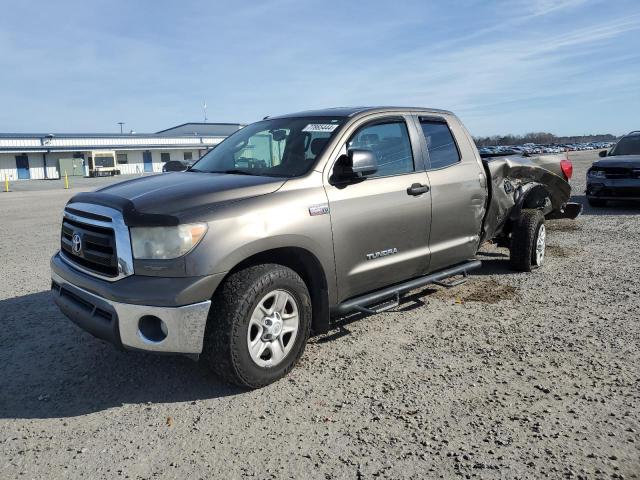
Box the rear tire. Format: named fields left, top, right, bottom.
left=201, top=264, right=312, bottom=389
left=509, top=209, right=545, bottom=272
left=587, top=197, right=607, bottom=207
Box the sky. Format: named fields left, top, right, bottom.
left=0, top=0, right=638, bottom=137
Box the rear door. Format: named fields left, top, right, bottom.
left=325, top=115, right=432, bottom=301
left=415, top=115, right=487, bottom=271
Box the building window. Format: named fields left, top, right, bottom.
left=117, top=153, right=128, bottom=164
left=161, top=153, right=171, bottom=163
left=184, top=152, right=193, bottom=161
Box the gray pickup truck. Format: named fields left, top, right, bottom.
left=51, top=107, right=580, bottom=388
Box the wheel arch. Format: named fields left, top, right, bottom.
left=218, top=247, right=331, bottom=335
left=511, top=182, right=552, bottom=220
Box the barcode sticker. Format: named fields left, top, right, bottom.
left=302, top=124, right=339, bottom=133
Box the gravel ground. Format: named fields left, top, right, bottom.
left=1, top=151, right=638, bottom=479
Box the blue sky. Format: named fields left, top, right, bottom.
left=0, top=0, right=638, bottom=136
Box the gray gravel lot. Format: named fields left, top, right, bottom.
left=1, top=151, right=638, bottom=479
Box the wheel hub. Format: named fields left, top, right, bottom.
left=247, top=289, right=300, bottom=368
left=535, top=224, right=546, bottom=266
left=261, top=311, right=283, bottom=341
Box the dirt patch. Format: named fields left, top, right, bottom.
left=547, top=219, right=582, bottom=232
left=430, top=278, right=518, bottom=304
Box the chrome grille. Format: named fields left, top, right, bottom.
left=59, top=203, right=134, bottom=281
left=61, top=217, right=118, bottom=277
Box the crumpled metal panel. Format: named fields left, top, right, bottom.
left=481, top=154, right=571, bottom=242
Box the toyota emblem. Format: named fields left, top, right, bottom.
left=72, top=233, right=82, bottom=254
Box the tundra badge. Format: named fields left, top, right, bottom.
left=366, top=248, right=398, bottom=260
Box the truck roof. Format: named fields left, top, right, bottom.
left=269, top=106, right=455, bottom=119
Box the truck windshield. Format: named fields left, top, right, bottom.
left=191, top=117, right=345, bottom=177
left=610, top=136, right=640, bottom=156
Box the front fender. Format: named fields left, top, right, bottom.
left=184, top=184, right=338, bottom=303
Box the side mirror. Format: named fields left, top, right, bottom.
left=332, top=149, right=378, bottom=182
left=599, top=150, right=607, bottom=157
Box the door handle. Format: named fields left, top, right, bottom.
left=407, top=183, right=430, bottom=196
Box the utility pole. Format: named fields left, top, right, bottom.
left=118, top=122, right=125, bottom=134
left=203, top=101, right=208, bottom=123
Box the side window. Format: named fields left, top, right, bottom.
left=347, top=120, right=414, bottom=177
left=420, top=120, right=460, bottom=169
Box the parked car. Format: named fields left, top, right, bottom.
left=162, top=160, right=193, bottom=172
left=586, top=131, right=640, bottom=207
left=51, top=107, right=580, bottom=388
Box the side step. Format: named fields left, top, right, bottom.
left=331, top=259, right=481, bottom=317
left=433, top=271, right=468, bottom=288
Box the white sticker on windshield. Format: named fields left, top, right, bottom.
left=302, top=123, right=339, bottom=133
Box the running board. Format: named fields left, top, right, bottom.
left=331, top=260, right=481, bottom=317
left=433, top=271, right=468, bottom=288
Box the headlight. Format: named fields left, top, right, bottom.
left=130, top=223, right=208, bottom=259
left=588, top=169, right=606, bottom=178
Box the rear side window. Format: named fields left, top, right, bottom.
left=420, top=120, right=460, bottom=169
left=348, top=121, right=414, bottom=177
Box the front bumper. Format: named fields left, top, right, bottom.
left=586, top=178, right=640, bottom=200
left=51, top=254, right=217, bottom=354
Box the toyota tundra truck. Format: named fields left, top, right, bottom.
left=51, top=107, right=581, bottom=388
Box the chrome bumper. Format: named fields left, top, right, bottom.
left=51, top=271, right=211, bottom=354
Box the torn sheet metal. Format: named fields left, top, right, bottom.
left=481, top=154, right=572, bottom=243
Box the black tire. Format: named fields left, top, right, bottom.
left=587, top=197, right=607, bottom=207
left=509, top=209, right=545, bottom=272
left=201, top=264, right=312, bottom=389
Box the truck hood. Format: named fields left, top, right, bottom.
left=592, top=155, right=640, bottom=168
left=67, top=172, right=286, bottom=225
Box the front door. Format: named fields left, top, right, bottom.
left=143, top=151, right=153, bottom=172
left=325, top=117, right=432, bottom=301
left=15, top=155, right=30, bottom=179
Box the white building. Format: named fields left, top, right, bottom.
left=0, top=122, right=243, bottom=180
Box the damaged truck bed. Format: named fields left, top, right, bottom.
left=481, top=154, right=581, bottom=244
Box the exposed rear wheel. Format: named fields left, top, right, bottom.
left=509, top=209, right=545, bottom=272
left=201, top=264, right=312, bottom=388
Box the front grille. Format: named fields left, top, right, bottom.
left=61, top=216, right=119, bottom=277
left=600, top=167, right=640, bottom=179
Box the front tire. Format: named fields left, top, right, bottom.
left=201, top=264, right=312, bottom=388
left=509, top=209, right=546, bottom=272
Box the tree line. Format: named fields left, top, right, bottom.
left=473, top=132, right=618, bottom=147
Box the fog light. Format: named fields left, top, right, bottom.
left=138, top=315, right=168, bottom=343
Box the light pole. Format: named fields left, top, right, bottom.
left=118, top=122, right=125, bottom=134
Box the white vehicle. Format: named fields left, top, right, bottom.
left=88, top=151, right=121, bottom=177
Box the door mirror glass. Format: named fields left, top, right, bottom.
left=599, top=150, right=607, bottom=157
left=332, top=149, right=378, bottom=182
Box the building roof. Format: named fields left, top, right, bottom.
left=0, top=135, right=225, bottom=153
left=156, top=122, right=244, bottom=136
